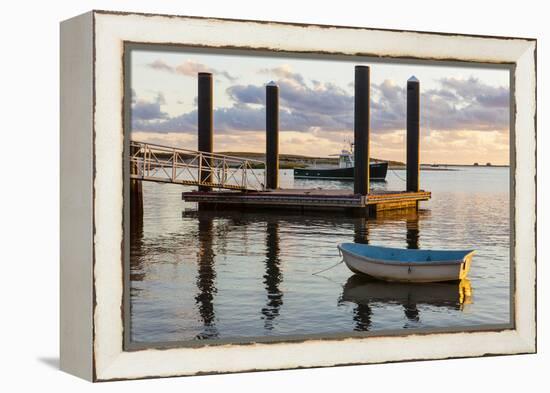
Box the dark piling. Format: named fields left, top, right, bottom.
left=266, top=81, right=279, bottom=189
left=198, top=72, right=214, bottom=191
left=406, top=76, right=420, bottom=192
left=354, top=66, right=370, bottom=195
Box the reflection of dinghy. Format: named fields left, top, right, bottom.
left=338, top=243, right=475, bottom=283
left=341, top=274, right=472, bottom=309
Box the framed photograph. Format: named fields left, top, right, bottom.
left=60, top=10, right=536, bottom=381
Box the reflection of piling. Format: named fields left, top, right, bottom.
left=261, top=221, right=283, bottom=329
left=403, top=303, right=420, bottom=323
left=195, top=215, right=218, bottom=339
left=353, top=303, right=372, bottom=331
left=198, top=72, right=214, bottom=191
left=354, top=66, right=370, bottom=195
left=266, top=82, right=279, bottom=189
left=342, top=276, right=373, bottom=331
left=406, top=76, right=420, bottom=192
left=129, top=201, right=145, bottom=282
left=406, top=216, right=420, bottom=249
left=353, top=217, right=369, bottom=244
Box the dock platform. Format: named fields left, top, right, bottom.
left=182, top=189, right=431, bottom=214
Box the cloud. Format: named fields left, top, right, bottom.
left=370, top=80, right=407, bottom=131
left=131, top=93, right=169, bottom=121
left=148, top=59, right=173, bottom=72
left=132, top=68, right=509, bottom=138
left=146, top=59, right=237, bottom=82
left=259, top=65, right=306, bottom=87
left=422, top=77, right=509, bottom=132
left=226, top=84, right=264, bottom=105
left=155, top=92, right=166, bottom=105
left=439, top=76, right=509, bottom=107
left=226, top=67, right=354, bottom=132
left=132, top=105, right=264, bottom=134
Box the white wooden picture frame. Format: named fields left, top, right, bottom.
left=60, top=10, right=536, bottom=381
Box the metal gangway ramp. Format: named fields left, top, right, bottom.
left=130, top=141, right=265, bottom=191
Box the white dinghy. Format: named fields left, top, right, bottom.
left=338, top=243, right=475, bottom=283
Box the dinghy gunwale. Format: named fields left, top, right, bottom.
left=338, top=243, right=476, bottom=267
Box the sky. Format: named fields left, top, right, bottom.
left=130, top=48, right=510, bottom=165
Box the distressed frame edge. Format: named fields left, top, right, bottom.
left=121, top=41, right=520, bottom=354
left=89, top=11, right=537, bottom=381
left=92, top=8, right=537, bottom=42
left=512, top=40, right=537, bottom=354
left=59, top=10, right=95, bottom=381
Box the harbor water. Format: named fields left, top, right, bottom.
left=129, top=166, right=510, bottom=344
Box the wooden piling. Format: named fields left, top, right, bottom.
left=129, top=143, right=143, bottom=219
left=266, top=82, right=279, bottom=189
left=354, top=66, right=370, bottom=195
left=407, top=76, right=420, bottom=192
left=130, top=179, right=143, bottom=219
left=198, top=72, right=213, bottom=191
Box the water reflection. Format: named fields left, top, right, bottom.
left=127, top=173, right=508, bottom=344
left=261, top=220, right=284, bottom=330
left=129, top=213, right=145, bottom=283
left=406, top=216, right=420, bottom=250
left=130, top=209, right=475, bottom=341
left=195, top=216, right=218, bottom=339
left=340, top=275, right=473, bottom=331
left=355, top=209, right=421, bottom=249
left=353, top=217, right=369, bottom=245
left=185, top=210, right=471, bottom=337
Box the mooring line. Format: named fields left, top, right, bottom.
left=311, top=259, right=344, bottom=275
left=390, top=168, right=407, bottom=182
left=313, top=273, right=345, bottom=288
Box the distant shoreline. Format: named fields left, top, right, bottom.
left=218, top=151, right=510, bottom=169
left=146, top=149, right=509, bottom=169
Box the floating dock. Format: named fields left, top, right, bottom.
left=182, top=189, right=431, bottom=214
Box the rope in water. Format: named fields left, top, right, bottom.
left=311, top=259, right=344, bottom=275
left=390, top=168, right=407, bottom=182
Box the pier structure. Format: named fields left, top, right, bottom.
left=181, top=66, right=429, bottom=215
left=130, top=66, right=431, bottom=215
left=129, top=141, right=265, bottom=191
left=183, top=189, right=431, bottom=214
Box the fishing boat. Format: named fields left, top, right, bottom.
left=293, top=145, right=388, bottom=181
left=338, top=243, right=475, bottom=283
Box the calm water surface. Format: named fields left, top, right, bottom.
left=129, top=167, right=510, bottom=344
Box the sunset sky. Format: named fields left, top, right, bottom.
left=130, top=49, right=510, bottom=165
